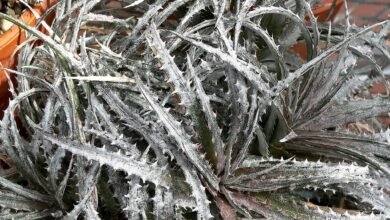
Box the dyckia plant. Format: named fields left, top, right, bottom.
left=0, top=0, right=389, bottom=219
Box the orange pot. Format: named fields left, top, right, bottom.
left=292, top=0, right=344, bottom=59
left=312, top=0, right=344, bottom=23
left=0, top=0, right=57, bottom=118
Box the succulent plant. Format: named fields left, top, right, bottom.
left=0, top=0, right=389, bottom=219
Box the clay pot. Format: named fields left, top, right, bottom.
left=0, top=0, right=57, bottom=118
left=292, top=0, right=344, bottom=59
left=312, top=0, right=344, bottom=22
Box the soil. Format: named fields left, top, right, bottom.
left=0, top=0, right=37, bottom=34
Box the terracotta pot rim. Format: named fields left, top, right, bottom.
left=0, top=0, right=57, bottom=119
left=312, top=0, right=344, bottom=15
left=0, top=1, right=55, bottom=60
